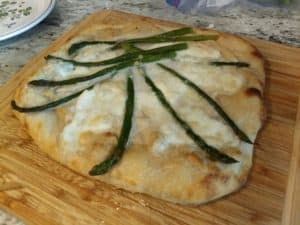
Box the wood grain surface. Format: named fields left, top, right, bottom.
left=0, top=10, right=299, bottom=225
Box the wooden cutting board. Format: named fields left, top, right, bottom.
left=0, top=10, right=299, bottom=225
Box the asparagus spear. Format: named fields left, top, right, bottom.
left=11, top=85, right=94, bottom=113
left=158, top=63, right=252, bottom=144
left=68, top=41, right=116, bottom=55
left=111, top=35, right=219, bottom=49
left=68, top=27, right=193, bottom=55
left=141, top=67, right=238, bottom=164
left=46, top=43, right=187, bottom=67
left=30, top=52, right=176, bottom=87
left=89, top=75, right=135, bottom=175
left=120, top=43, right=143, bottom=53
left=12, top=69, right=120, bottom=113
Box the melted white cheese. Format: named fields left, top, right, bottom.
left=131, top=70, right=194, bottom=154
left=169, top=61, right=245, bottom=97
left=30, top=37, right=247, bottom=157
left=60, top=75, right=126, bottom=155
left=139, top=64, right=240, bottom=153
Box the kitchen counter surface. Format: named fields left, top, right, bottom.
left=0, top=0, right=299, bottom=224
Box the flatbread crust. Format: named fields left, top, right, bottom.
left=13, top=11, right=265, bottom=205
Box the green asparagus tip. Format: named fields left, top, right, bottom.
left=89, top=158, right=118, bottom=175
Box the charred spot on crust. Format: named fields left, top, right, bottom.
left=201, top=174, right=217, bottom=198
left=186, top=152, right=204, bottom=166
left=104, top=132, right=118, bottom=140
left=252, top=49, right=263, bottom=59
left=104, top=131, right=116, bottom=137
left=245, top=87, right=262, bottom=98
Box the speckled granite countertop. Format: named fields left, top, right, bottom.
left=0, top=0, right=299, bottom=224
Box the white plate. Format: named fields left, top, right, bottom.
left=0, top=0, right=56, bottom=41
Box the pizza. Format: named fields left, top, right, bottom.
left=11, top=11, right=265, bottom=205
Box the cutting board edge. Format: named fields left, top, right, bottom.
left=282, top=96, right=300, bottom=225
left=0, top=165, right=42, bottom=225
